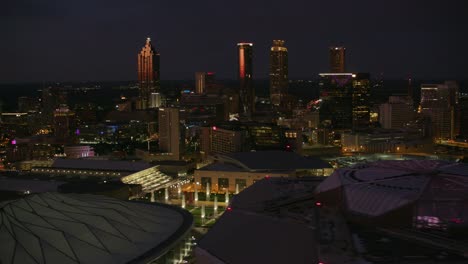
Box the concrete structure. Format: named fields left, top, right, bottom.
left=0, top=193, right=193, bottom=264
left=269, top=40, right=288, bottom=106
left=138, top=37, right=160, bottom=109
left=194, top=151, right=332, bottom=193
left=195, top=177, right=324, bottom=264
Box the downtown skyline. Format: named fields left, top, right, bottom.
left=2, top=0, right=467, bottom=82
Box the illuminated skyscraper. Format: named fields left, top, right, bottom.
left=195, top=72, right=216, bottom=94
left=270, top=40, right=288, bottom=107
left=319, top=73, right=370, bottom=130
left=420, top=82, right=459, bottom=140
left=237, top=42, right=254, bottom=117
left=329, top=46, right=346, bottom=73
left=138, top=37, right=160, bottom=109
left=195, top=72, right=206, bottom=94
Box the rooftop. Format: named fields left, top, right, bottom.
left=0, top=193, right=192, bottom=264
left=215, top=151, right=332, bottom=171
left=51, top=158, right=152, bottom=172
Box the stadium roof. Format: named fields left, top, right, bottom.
left=51, top=159, right=152, bottom=172
left=315, top=160, right=468, bottom=217
left=214, top=151, right=332, bottom=171
left=0, top=193, right=192, bottom=264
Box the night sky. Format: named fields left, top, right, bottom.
left=2, top=0, right=467, bottom=82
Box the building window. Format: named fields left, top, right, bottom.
left=235, top=179, right=247, bottom=190
left=201, top=177, right=212, bottom=188
left=218, top=178, right=229, bottom=189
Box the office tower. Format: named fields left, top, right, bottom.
left=53, top=105, right=76, bottom=141
left=158, top=107, right=180, bottom=159
left=329, top=46, right=346, bottom=73
left=379, top=96, right=414, bottom=129
left=351, top=73, right=371, bottom=129
left=138, top=37, right=160, bottom=109
left=420, top=82, right=459, bottom=140
left=195, top=72, right=216, bottom=94
left=319, top=73, right=369, bottom=130
left=237, top=42, right=254, bottom=117
left=149, top=93, right=162, bottom=108
left=195, top=72, right=206, bottom=94
left=270, top=40, right=288, bottom=107
left=460, top=95, right=468, bottom=139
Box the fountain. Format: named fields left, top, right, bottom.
left=214, top=195, right=218, bottom=211
left=194, top=187, right=199, bottom=202
left=206, top=182, right=210, bottom=196
left=225, top=191, right=229, bottom=204
left=164, top=187, right=169, bottom=201
left=201, top=204, right=206, bottom=219
left=150, top=191, right=155, bottom=203
left=235, top=183, right=239, bottom=194
left=181, top=193, right=186, bottom=208
left=177, top=185, right=182, bottom=196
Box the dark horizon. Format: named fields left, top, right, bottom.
left=2, top=0, right=467, bottom=83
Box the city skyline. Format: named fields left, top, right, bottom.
left=2, top=0, right=467, bottom=82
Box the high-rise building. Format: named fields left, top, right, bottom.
left=195, top=72, right=206, bottom=94
left=460, top=95, right=468, bottom=139
left=352, top=73, right=371, bottom=129
left=379, top=96, right=415, bottom=129
left=420, top=82, right=459, bottom=140
left=329, top=46, right=346, bottom=73
left=138, top=37, right=160, bottom=109
left=270, top=40, right=288, bottom=107
left=319, top=73, right=369, bottom=130
left=158, top=107, right=180, bottom=159
left=237, top=43, right=254, bottom=117
left=53, top=105, right=76, bottom=142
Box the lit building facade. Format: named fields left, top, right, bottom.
left=237, top=43, right=254, bottom=118
left=53, top=105, right=76, bottom=142
left=420, top=82, right=459, bottom=140
left=329, top=46, right=346, bottom=73
left=379, top=96, right=414, bottom=129
left=270, top=40, right=288, bottom=107
left=318, top=72, right=370, bottom=130
left=138, top=37, right=160, bottom=109
left=159, top=107, right=181, bottom=160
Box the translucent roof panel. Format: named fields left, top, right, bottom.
left=0, top=193, right=191, bottom=264
left=316, top=160, right=468, bottom=217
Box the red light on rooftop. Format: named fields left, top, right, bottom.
left=265, top=175, right=270, bottom=179
left=212, top=126, right=217, bottom=131
left=227, top=207, right=232, bottom=211
left=11, top=139, right=16, bottom=145
left=315, top=202, right=322, bottom=207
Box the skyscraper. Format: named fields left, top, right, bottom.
left=270, top=40, right=288, bottom=107
left=420, top=82, right=459, bottom=140
left=237, top=43, right=254, bottom=117
left=195, top=72, right=206, bottom=94
left=158, top=107, right=180, bottom=159
left=329, top=47, right=346, bottom=73
left=138, top=37, right=160, bottom=109
left=319, top=73, right=370, bottom=130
